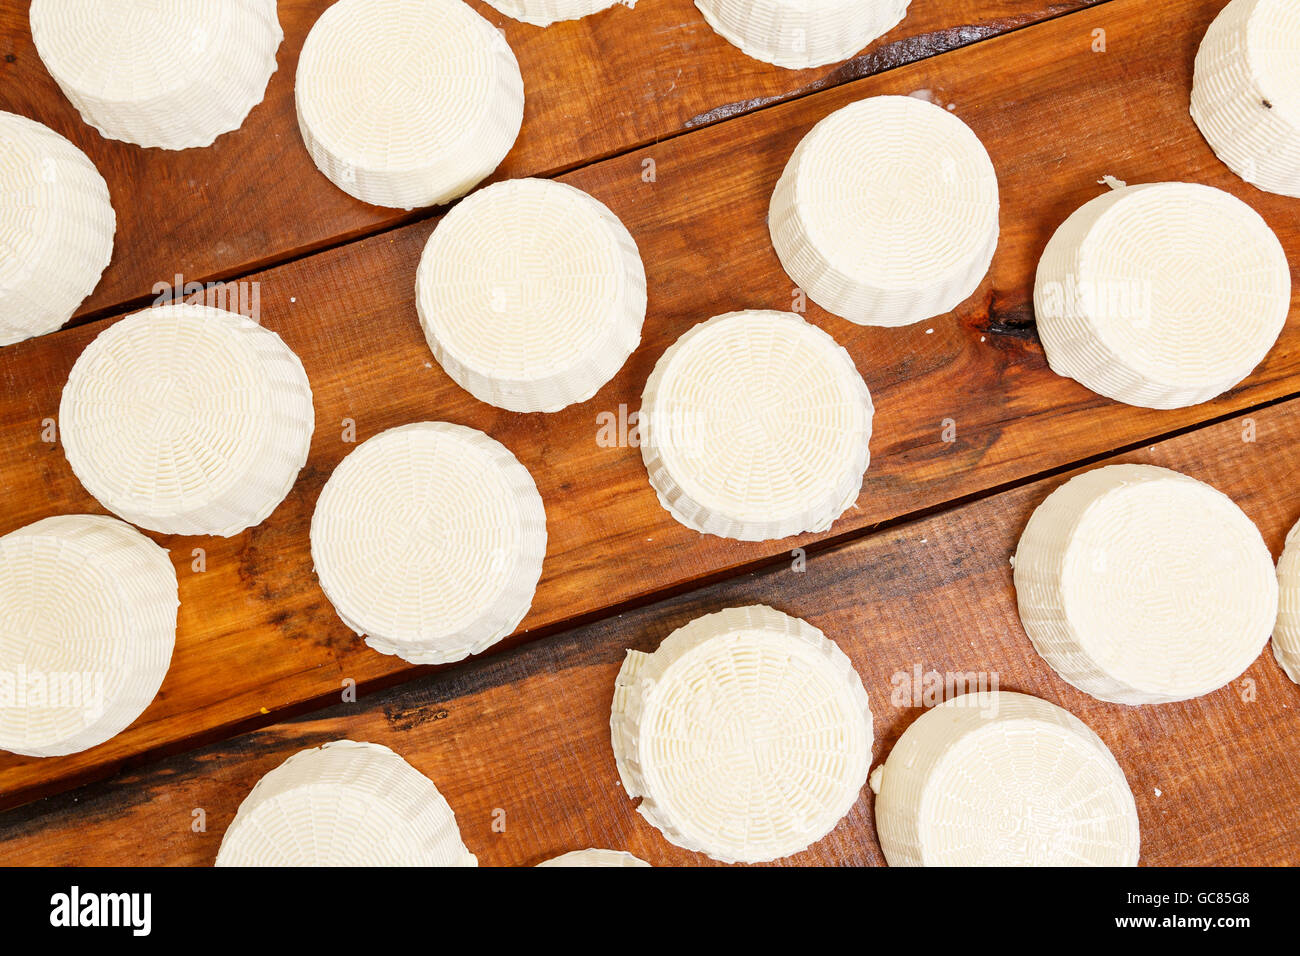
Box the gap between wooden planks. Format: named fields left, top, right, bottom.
left=0, top=0, right=1295, bottom=809
left=2, top=396, right=1297, bottom=866
left=0, top=0, right=1105, bottom=322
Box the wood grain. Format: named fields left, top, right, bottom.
left=0, top=0, right=1103, bottom=321
left=3, top=398, right=1296, bottom=866
left=0, top=0, right=1295, bottom=811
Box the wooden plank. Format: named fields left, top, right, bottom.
left=3, top=398, right=1297, bottom=866
left=1, top=0, right=1297, bottom=810
left=0, top=0, right=1102, bottom=321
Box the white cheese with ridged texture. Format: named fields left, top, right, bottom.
left=29, top=0, right=281, bottom=150
left=769, top=95, right=999, bottom=327
left=1033, top=182, right=1289, bottom=410
left=536, top=849, right=651, bottom=867
left=1192, top=0, right=1300, bottom=198
left=1013, top=464, right=1276, bottom=705
left=640, top=310, right=872, bottom=541
left=311, top=422, right=546, bottom=665
left=696, top=0, right=910, bottom=69
left=0, top=111, right=114, bottom=346
left=416, top=178, right=646, bottom=413
left=295, top=0, right=524, bottom=210
left=611, top=605, right=872, bottom=863
left=0, top=515, right=177, bottom=758
left=216, top=740, right=477, bottom=867
left=60, top=303, right=314, bottom=537
left=486, top=0, right=631, bottom=26
left=1272, top=519, right=1300, bottom=684
left=872, top=692, right=1139, bottom=866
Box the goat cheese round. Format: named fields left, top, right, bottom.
left=872, top=692, right=1140, bottom=866
left=60, top=303, right=314, bottom=537
left=1192, top=0, right=1300, bottom=197
left=1272, top=519, right=1300, bottom=684
left=0, top=515, right=177, bottom=758
left=296, top=0, right=524, bottom=209
left=0, top=111, right=115, bottom=346
left=29, top=0, right=282, bottom=150
left=770, top=95, right=999, bottom=327
left=311, top=422, right=546, bottom=665
left=536, top=849, right=651, bottom=867
left=1033, top=182, right=1289, bottom=409
left=216, top=740, right=478, bottom=866
left=611, top=605, right=873, bottom=863
left=416, top=178, right=646, bottom=413
left=641, top=310, right=872, bottom=541
left=486, top=0, right=628, bottom=26
left=1013, top=464, right=1276, bottom=705
left=696, top=0, right=911, bottom=69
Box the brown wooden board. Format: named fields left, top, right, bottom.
left=0, top=0, right=1104, bottom=321
left=0, top=0, right=1296, bottom=812
left=2, top=398, right=1296, bottom=866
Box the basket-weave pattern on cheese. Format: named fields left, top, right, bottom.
left=695, top=0, right=911, bottom=69
left=29, top=0, right=282, bottom=150
left=296, top=0, right=525, bottom=210
left=416, top=178, right=646, bottom=413
left=215, top=740, right=478, bottom=866
left=311, top=422, right=546, bottom=665
left=1034, top=181, right=1290, bottom=410
left=769, top=95, right=999, bottom=327
left=536, top=849, right=651, bottom=866
left=640, top=310, right=872, bottom=541
left=60, top=303, right=314, bottom=538
left=611, top=605, right=872, bottom=863
left=1191, top=0, right=1300, bottom=198
left=0, top=111, right=115, bottom=346
left=872, top=692, right=1140, bottom=866
left=487, top=0, right=632, bottom=26
left=1013, top=464, right=1276, bottom=705
left=1272, top=519, right=1300, bottom=685
left=0, top=515, right=177, bottom=758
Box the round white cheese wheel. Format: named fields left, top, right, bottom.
left=1272, top=519, right=1300, bottom=684
left=611, top=605, right=873, bottom=863
left=872, top=692, right=1139, bottom=866
left=29, top=0, right=282, bottom=150
left=536, top=849, right=651, bottom=867
left=486, top=0, right=629, bottom=27
left=1013, top=464, right=1276, bottom=705
left=296, top=0, right=525, bottom=210
left=1033, top=182, right=1290, bottom=410
left=640, top=310, right=872, bottom=541
left=60, top=303, right=315, bottom=538
left=0, top=111, right=115, bottom=346
left=311, top=422, right=546, bottom=665
left=216, top=740, right=478, bottom=867
left=1191, top=0, right=1300, bottom=198
left=0, top=515, right=177, bottom=758
left=416, top=178, right=646, bottom=413
left=769, top=95, right=999, bottom=327
left=696, top=0, right=911, bottom=69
